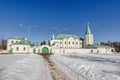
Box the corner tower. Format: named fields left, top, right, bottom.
left=84, top=22, right=93, bottom=46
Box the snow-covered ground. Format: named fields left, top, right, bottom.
left=52, top=53, right=120, bottom=80
left=0, top=53, right=120, bottom=80
left=0, top=54, right=46, bottom=80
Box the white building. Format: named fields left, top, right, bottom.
left=50, top=34, right=83, bottom=49
left=7, top=24, right=114, bottom=54
left=7, top=37, right=31, bottom=54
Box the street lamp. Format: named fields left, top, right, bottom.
left=19, top=24, right=37, bottom=40
left=19, top=24, right=37, bottom=53
left=53, top=27, right=68, bottom=34
left=53, top=27, right=68, bottom=53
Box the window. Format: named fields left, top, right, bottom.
left=65, top=42, right=66, bottom=44
left=80, top=42, right=82, bottom=44
left=97, top=50, right=99, bottom=53
left=91, top=50, right=93, bottom=53
left=16, top=47, right=19, bottom=51
left=11, top=41, right=13, bottom=43
left=69, top=42, right=70, bottom=44
left=60, top=42, right=62, bottom=44
left=76, top=42, right=78, bottom=44
left=23, top=47, right=26, bottom=51
left=72, top=42, right=74, bottom=44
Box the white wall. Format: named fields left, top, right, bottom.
left=50, top=37, right=82, bottom=49
left=29, top=46, right=40, bottom=53
left=7, top=39, right=21, bottom=50
left=12, top=45, right=30, bottom=53
left=51, top=48, right=113, bottom=54
left=84, top=34, right=93, bottom=45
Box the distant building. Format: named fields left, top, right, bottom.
left=7, top=23, right=114, bottom=54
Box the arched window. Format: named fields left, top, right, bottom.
left=72, top=42, right=74, bottom=44
left=16, top=47, right=19, bottom=51
left=111, top=49, right=114, bottom=52
left=23, top=47, right=26, bottom=51
left=65, top=42, right=66, bottom=44
left=11, top=41, right=13, bottom=43
left=80, top=42, right=82, bottom=45
left=60, top=42, right=62, bottom=44
left=76, top=42, right=78, bottom=44
left=69, top=42, right=70, bottom=44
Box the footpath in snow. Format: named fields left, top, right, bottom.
left=42, top=54, right=74, bottom=80
left=51, top=53, right=120, bottom=80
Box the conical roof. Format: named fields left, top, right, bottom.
left=85, top=22, right=92, bottom=34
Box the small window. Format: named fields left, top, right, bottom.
left=11, top=41, right=13, bottom=43
left=16, top=47, right=19, bottom=51
left=91, top=50, right=93, bottom=53
left=76, top=42, right=78, bottom=44
left=65, top=42, right=66, bottom=44
left=72, top=42, right=74, bottom=44
left=60, top=42, right=62, bottom=44
left=69, top=42, right=70, bottom=44
left=23, top=47, right=26, bottom=51
left=97, top=50, right=99, bottom=53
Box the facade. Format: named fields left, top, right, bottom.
left=6, top=25, right=114, bottom=54
left=7, top=37, right=31, bottom=54
left=50, top=34, right=83, bottom=49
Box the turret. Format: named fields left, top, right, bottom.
left=84, top=22, right=93, bottom=46
left=52, top=34, right=55, bottom=39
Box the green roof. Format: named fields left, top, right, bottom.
left=55, top=34, right=83, bottom=40
left=92, top=44, right=113, bottom=48
left=8, top=36, right=23, bottom=40
left=13, top=40, right=30, bottom=45
left=85, top=26, right=91, bottom=34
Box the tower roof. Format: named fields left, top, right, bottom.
left=85, top=22, right=92, bottom=34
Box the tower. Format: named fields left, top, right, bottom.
left=52, top=34, right=55, bottom=39
left=84, top=22, right=93, bottom=46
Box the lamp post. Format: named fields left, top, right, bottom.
left=53, top=27, right=68, bottom=34
left=19, top=24, right=37, bottom=40
left=53, top=27, right=68, bottom=53
left=19, top=24, right=37, bottom=53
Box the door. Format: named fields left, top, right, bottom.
left=33, top=48, right=36, bottom=53
left=42, top=47, right=49, bottom=53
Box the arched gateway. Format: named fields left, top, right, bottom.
left=42, top=47, right=49, bottom=53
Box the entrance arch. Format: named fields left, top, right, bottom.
left=42, top=47, right=49, bottom=53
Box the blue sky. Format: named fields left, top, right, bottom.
left=0, top=0, right=120, bottom=43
